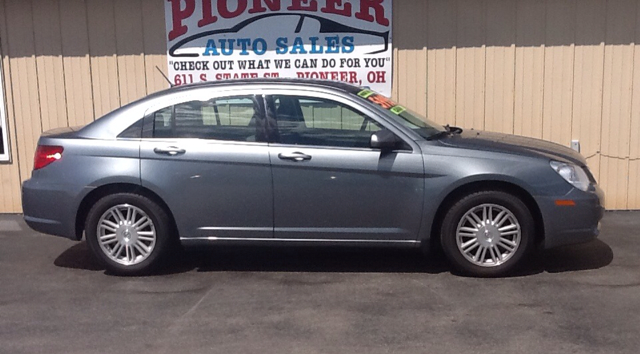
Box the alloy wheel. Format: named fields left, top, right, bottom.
left=96, top=204, right=157, bottom=266
left=455, top=203, right=521, bottom=267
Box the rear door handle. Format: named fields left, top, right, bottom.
left=153, top=146, right=186, bottom=156
left=278, top=151, right=312, bottom=162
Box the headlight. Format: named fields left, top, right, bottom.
left=550, top=161, right=590, bottom=191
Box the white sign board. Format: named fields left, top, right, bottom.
left=165, top=0, right=393, bottom=96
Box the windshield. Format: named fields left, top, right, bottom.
left=352, top=89, right=446, bottom=139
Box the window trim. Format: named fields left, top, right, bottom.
left=267, top=141, right=415, bottom=154
left=0, top=58, right=10, bottom=163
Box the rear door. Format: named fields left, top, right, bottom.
left=139, top=92, right=274, bottom=240
left=266, top=91, right=425, bottom=242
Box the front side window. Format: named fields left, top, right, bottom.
left=269, top=95, right=382, bottom=148
left=144, top=95, right=262, bottom=142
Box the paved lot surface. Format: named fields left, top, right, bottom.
left=0, top=212, right=638, bottom=354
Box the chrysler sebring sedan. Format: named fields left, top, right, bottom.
left=22, top=79, right=604, bottom=277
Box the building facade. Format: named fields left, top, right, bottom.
left=1, top=0, right=640, bottom=212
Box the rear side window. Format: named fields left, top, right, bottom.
left=143, top=95, right=262, bottom=142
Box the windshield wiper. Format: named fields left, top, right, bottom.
left=426, top=130, right=451, bottom=141
left=426, top=124, right=462, bottom=141
left=448, top=125, right=463, bottom=134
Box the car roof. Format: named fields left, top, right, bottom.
left=149, top=78, right=363, bottom=99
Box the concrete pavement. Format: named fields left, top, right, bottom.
left=0, top=212, right=637, bottom=354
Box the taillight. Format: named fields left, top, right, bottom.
left=34, top=145, right=64, bottom=170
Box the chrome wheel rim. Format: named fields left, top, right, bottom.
left=97, top=204, right=156, bottom=266
left=456, top=203, right=521, bottom=267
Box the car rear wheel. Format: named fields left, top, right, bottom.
left=440, top=191, right=534, bottom=277
left=85, top=193, right=173, bottom=275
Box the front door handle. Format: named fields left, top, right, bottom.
left=153, top=146, right=186, bottom=156
left=278, top=151, right=312, bottom=162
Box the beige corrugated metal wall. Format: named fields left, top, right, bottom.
left=393, top=0, right=640, bottom=210
left=0, top=0, right=167, bottom=213
left=0, top=0, right=639, bottom=212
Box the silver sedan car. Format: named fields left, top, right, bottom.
left=22, top=79, right=604, bottom=277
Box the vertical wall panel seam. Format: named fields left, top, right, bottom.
left=84, top=0, right=97, bottom=121
left=453, top=0, right=464, bottom=126
left=633, top=0, right=640, bottom=208
left=112, top=0, right=122, bottom=107
left=139, top=0, right=150, bottom=95
left=423, top=0, right=428, bottom=114
left=568, top=0, right=576, bottom=144
left=391, top=0, right=398, bottom=102
left=11, top=2, right=35, bottom=188
left=624, top=0, right=640, bottom=209
left=512, top=0, right=518, bottom=134
left=2, top=5, right=19, bottom=172
left=540, top=0, right=548, bottom=137
left=400, top=12, right=406, bottom=105
left=453, top=0, right=458, bottom=125
left=57, top=0, right=71, bottom=127
left=482, top=0, right=488, bottom=130
left=569, top=0, right=578, bottom=142
left=28, top=0, right=43, bottom=134
left=598, top=0, right=609, bottom=173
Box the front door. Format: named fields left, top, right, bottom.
left=266, top=93, right=425, bottom=241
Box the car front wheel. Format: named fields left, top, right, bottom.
left=85, top=193, right=173, bottom=275
left=440, top=191, right=534, bottom=277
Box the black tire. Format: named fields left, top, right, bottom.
left=85, top=193, right=174, bottom=275
left=440, top=190, right=534, bottom=277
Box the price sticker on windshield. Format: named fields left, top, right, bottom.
left=359, top=89, right=407, bottom=114
left=390, top=106, right=407, bottom=115
left=357, top=89, right=375, bottom=98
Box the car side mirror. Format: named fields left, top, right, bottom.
left=370, top=129, right=399, bottom=150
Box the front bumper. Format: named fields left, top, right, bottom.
left=536, top=184, right=605, bottom=249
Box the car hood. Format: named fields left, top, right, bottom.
left=438, top=130, right=587, bottom=166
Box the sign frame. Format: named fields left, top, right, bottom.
left=165, top=0, right=393, bottom=96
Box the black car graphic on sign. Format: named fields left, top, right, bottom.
left=169, top=13, right=390, bottom=57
